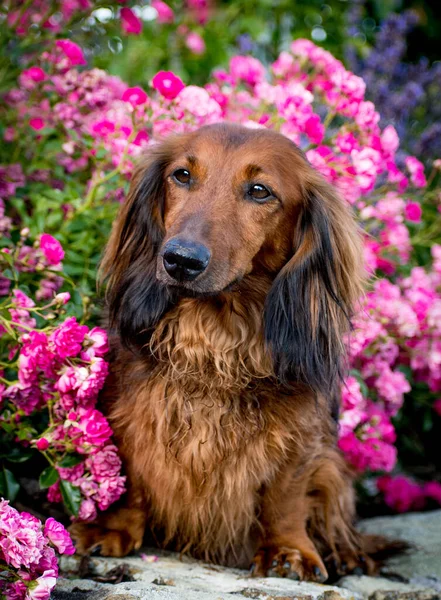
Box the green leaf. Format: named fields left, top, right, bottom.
left=39, top=466, right=59, bottom=490
left=59, top=480, right=81, bottom=517
left=58, top=454, right=83, bottom=468
left=0, top=467, right=20, bottom=502
left=6, top=448, right=33, bottom=463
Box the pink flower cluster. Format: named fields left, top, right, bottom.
left=0, top=500, right=74, bottom=600
left=1, top=234, right=125, bottom=522
left=378, top=476, right=441, bottom=513
left=2, top=312, right=125, bottom=520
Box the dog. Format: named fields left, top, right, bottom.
left=70, top=122, right=397, bottom=582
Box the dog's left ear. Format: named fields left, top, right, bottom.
left=264, top=171, right=365, bottom=398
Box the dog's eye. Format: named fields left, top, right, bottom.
left=173, top=169, right=191, bottom=185
left=248, top=183, right=271, bottom=201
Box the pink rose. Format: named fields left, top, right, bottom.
left=39, top=234, right=64, bottom=265
left=404, top=201, right=422, bottom=222
left=381, top=125, right=399, bottom=156
left=82, top=327, right=109, bottom=359
left=96, top=476, right=126, bottom=510
left=73, top=408, right=113, bottom=449
left=424, top=481, right=441, bottom=505
left=55, top=39, right=87, bottom=66
left=152, top=70, right=185, bottom=100
left=30, top=118, right=45, bottom=131
left=378, top=475, right=425, bottom=513
left=185, top=32, right=205, bottom=55
left=152, top=0, right=174, bottom=23
left=78, top=499, right=97, bottom=521
left=50, top=317, right=88, bottom=359
left=90, top=120, right=115, bottom=138
left=20, top=67, right=46, bottom=90
left=230, top=55, right=265, bottom=86
left=120, top=7, right=143, bottom=35
left=27, top=569, right=58, bottom=600
left=122, top=86, right=148, bottom=106
left=44, top=518, right=75, bottom=555
left=405, top=156, right=427, bottom=188
left=86, top=444, right=122, bottom=481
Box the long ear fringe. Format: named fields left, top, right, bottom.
left=99, top=149, right=174, bottom=348
left=264, top=175, right=365, bottom=399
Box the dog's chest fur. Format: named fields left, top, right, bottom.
left=106, top=297, right=317, bottom=562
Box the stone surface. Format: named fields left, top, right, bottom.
left=58, top=552, right=359, bottom=600
left=358, top=510, right=441, bottom=580
left=339, top=575, right=441, bottom=599
left=56, top=511, right=441, bottom=600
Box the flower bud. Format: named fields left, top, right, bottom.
left=55, top=292, right=70, bottom=305
left=36, top=438, right=49, bottom=451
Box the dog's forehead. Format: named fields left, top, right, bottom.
left=179, top=125, right=301, bottom=174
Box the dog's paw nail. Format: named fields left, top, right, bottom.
left=313, top=566, right=327, bottom=582
left=352, top=566, right=364, bottom=576
left=90, top=545, right=102, bottom=557
left=249, top=563, right=257, bottom=575
left=340, top=561, right=348, bottom=573
left=283, top=561, right=291, bottom=570
left=288, top=570, right=300, bottom=581
left=271, top=559, right=278, bottom=568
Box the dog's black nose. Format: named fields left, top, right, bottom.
left=163, top=239, right=211, bottom=282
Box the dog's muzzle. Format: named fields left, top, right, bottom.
left=162, top=238, right=211, bottom=282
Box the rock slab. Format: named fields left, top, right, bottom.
left=58, top=552, right=358, bottom=600
left=56, top=510, right=441, bottom=600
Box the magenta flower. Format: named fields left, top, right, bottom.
left=43, top=519, right=75, bottom=555
left=152, top=70, right=185, bottom=100
left=50, top=317, right=88, bottom=359
left=152, top=0, right=174, bottom=23
left=120, top=7, right=143, bottom=35
left=55, top=39, right=87, bottom=66
left=39, top=234, right=64, bottom=265
left=122, top=86, right=148, bottom=106
left=404, top=201, right=422, bottom=222
left=86, top=444, right=122, bottom=481
left=90, top=120, right=115, bottom=138
left=30, top=118, right=45, bottom=131
left=20, top=67, right=46, bottom=90
left=74, top=408, right=113, bottom=450
left=405, top=156, right=427, bottom=188
left=377, top=475, right=425, bottom=513
left=229, top=55, right=266, bottom=86
left=36, top=438, right=49, bottom=451
left=96, top=476, right=126, bottom=510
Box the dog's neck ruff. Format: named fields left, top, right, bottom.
left=149, top=293, right=274, bottom=392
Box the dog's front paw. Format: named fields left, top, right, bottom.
left=250, top=544, right=328, bottom=583
left=69, top=522, right=142, bottom=557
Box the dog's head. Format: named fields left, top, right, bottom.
left=101, top=123, right=364, bottom=395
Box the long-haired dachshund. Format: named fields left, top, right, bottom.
left=70, top=123, right=397, bottom=582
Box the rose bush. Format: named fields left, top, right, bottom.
left=0, top=500, right=74, bottom=600
left=1, top=0, right=441, bottom=589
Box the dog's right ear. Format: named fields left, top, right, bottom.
left=100, top=146, right=174, bottom=348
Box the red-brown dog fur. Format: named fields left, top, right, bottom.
left=70, top=123, right=393, bottom=582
